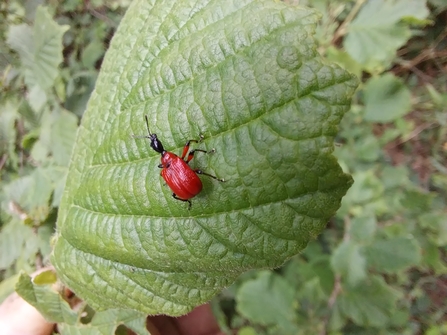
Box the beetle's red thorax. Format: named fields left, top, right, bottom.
left=161, top=152, right=202, bottom=200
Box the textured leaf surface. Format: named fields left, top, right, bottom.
left=52, top=0, right=357, bottom=315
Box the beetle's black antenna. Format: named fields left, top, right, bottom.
left=144, top=115, right=152, bottom=137
left=133, top=114, right=165, bottom=154
left=132, top=115, right=153, bottom=139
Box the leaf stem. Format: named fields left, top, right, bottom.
left=332, top=0, right=367, bottom=44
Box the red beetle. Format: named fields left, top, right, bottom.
left=135, top=115, right=224, bottom=209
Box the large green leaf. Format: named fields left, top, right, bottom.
left=52, top=0, right=357, bottom=316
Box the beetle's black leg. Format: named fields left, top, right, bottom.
left=172, top=193, right=192, bottom=210
left=194, top=169, right=225, bottom=182
left=185, top=149, right=210, bottom=164
left=158, top=163, right=163, bottom=177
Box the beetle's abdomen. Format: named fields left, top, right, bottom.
left=161, top=157, right=202, bottom=200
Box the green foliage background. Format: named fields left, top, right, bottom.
left=1, top=0, right=447, bottom=334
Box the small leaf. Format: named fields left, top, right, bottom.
left=346, top=24, right=409, bottom=71
left=353, top=134, right=381, bottom=162
left=4, top=168, right=54, bottom=217
left=236, top=271, right=298, bottom=334
left=64, top=73, right=97, bottom=117
left=34, top=269, right=58, bottom=285
left=421, top=242, right=447, bottom=274
left=426, top=84, right=447, bottom=111
left=419, top=212, right=447, bottom=246
left=15, top=272, right=78, bottom=324
left=21, top=228, right=41, bottom=260
left=238, top=327, right=257, bottom=335
left=0, top=100, right=19, bottom=169
left=90, top=309, right=149, bottom=335
left=298, top=277, right=327, bottom=305
left=401, top=189, right=435, bottom=214
left=340, top=171, right=384, bottom=210
left=349, top=215, right=377, bottom=242
left=81, top=41, right=105, bottom=69
left=365, top=237, right=421, bottom=273
left=6, top=25, right=34, bottom=64
left=337, top=276, right=399, bottom=328
left=50, top=168, right=69, bottom=207
left=58, top=324, right=96, bottom=335
left=331, top=240, right=367, bottom=286
left=31, top=109, right=78, bottom=166
left=344, top=0, right=429, bottom=69
left=309, top=256, right=335, bottom=295
left=380, top=165, right=410, bottom=189
left=6, top=6, right=69, bottom=90
left=363, top=73, right=412, bottom=122
left=326, top=46, right=362, bottom=79
left=284, top=252, right=335, bottom=296
left=37, top=224, right=55, bottom=258
left=27, top=84, right=48, bottom=112
left=57, top=309, right=150, bottom=335
left=18, top=99, right=40, bottom=127
left=0, top=220, right=34, bottom=269
left=328, top=302, right=345, bottom=331
left=51, top=109, right=78, bottom=166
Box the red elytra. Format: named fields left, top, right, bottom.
left=134, top=115, right=224, bottom=209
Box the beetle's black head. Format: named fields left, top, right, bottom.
left=142, top=115, right=165, bottom=155
left=149, top=133, right=165, bottom=154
